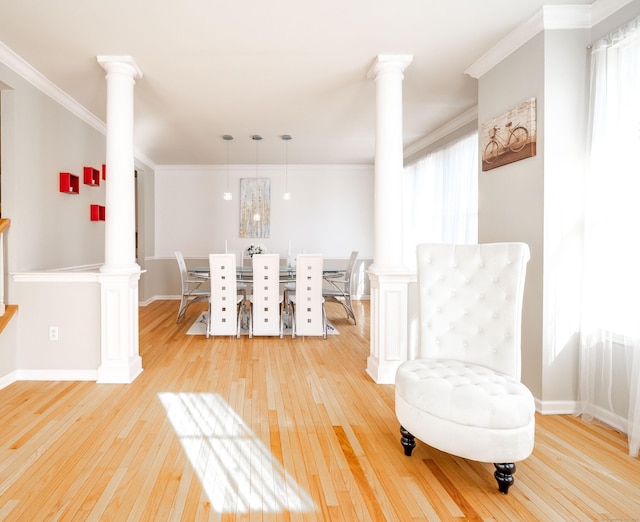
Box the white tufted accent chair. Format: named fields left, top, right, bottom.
left=395, top=242, right=535, bottom=494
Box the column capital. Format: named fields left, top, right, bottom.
left=367, top=54, right=413, bottom=79
left=97, top=55, right=143, bottom=79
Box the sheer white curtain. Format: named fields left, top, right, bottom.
left=579, top=15, right=640, bottom=456
left=402, top=131, right=478, bottom=270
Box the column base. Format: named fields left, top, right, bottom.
left=367, top=268, right=415, bottom=385
left=97, top=356, right=143, bottom=384
left=98, top=271, right=143, bottom=384
left=366, top=355, right=402, bottom=385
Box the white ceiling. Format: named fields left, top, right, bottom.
left=0, top=0, right=601, bottom=166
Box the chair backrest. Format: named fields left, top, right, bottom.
left=416, top=242, right=530, bottom=379
left=209, top=253, right=239, bottom=336
left=175, top=251, right=189, bottom=291
left=295, top=254, right=325, bottom=336
left=343, top=250, right=359, bottom=290
left=227, top=250, right=244, bottom=270
left=251, top=254, right=281, bottom=336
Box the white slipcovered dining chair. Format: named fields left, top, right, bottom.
left=288, top=254, right=327, bottom=339
left=175, top=251, right=209, bottom=323
left=227, top=249, right=248, bottom=303
left=395, top=242, right=535, bottom=494
left=206, top=253, right=244, bottom=338
left=248, top=254, right=283, bottom=338
left=322, top=250, right=358, bottom=324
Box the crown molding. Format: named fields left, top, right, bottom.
left=0, top=41, right=105, bottom=133
left=591, top=0, right=635, bottom=25
left=464, top=1, right=631, bottom=79
left=403, top=105, right=478, bottom=159
left=154, top=163, right=374, bottom=172
left=0, top=42, right=156, bottom=169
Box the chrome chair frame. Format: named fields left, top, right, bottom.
left=175, top=251, right=210, bottom=323
left=322, top=250, right=358, bottom=324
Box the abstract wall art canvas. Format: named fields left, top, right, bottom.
left=240, top=178, right=271, bottom=238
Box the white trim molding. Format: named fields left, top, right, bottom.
left=403, top=106, right=478, bottom=159
left=535, top=398, right=580, bottom=415
left=1, top=370, right=99, bottom=390
left=0, top=41, right=105, bottom=132
left=465, top=1, right=633, bottom=79
left=0, top=42, right=156, bottom=168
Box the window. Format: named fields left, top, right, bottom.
left=582, top=17, right=640, bottom=338
left=579, top=15, right=640, bottom=457
left=402, top=130, right=478, bottom=270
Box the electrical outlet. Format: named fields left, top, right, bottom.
left=49, top=326, right=59, bottom=341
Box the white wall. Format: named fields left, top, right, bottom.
left=1, top=63, right=107, bottom=273
left=0, top=59, right=152, bottom=382
left=477, top=2, right=640, bottom=413
left=478, top=34, right=546, bottom=399
left=541, top=28, right=590, bottom=408
left=154, top=164, right=374, bottom=260
left=12, top=276, right=101, bottom=378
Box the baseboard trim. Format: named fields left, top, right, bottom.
left=535, top=399, right=628, bottom=434
left=0, top=370, right=18, bottom=390
left=16, top=369, right=98, bottom=382
left=580, top=404, right=628, bottom=434
left=535, top=399, right=579, bottom=415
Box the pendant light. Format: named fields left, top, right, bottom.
left=282, top=134, right=292, bottom=200
left=252, top=135, right=262, bottom=222
left=223, top=134, right=233, bottom=200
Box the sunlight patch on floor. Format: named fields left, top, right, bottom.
left=159, top=392, right=315, bottom=514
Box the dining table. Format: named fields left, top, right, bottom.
left=189, top=264, right=346, bottom=282
left=190, top=263, right=347, bottom=332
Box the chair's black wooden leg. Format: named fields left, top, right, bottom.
left=494, top=463, right=516, bottom=494
left=400, top=426, right=416, bottom=456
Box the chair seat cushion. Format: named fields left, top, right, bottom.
left=395, top=359, right=534, bottom=430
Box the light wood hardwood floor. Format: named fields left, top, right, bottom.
left=1, top=299, right=639, bottom=521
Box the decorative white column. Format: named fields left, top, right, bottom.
left=366, top=54, right=413, bottom=384
left=96, top=55, right=143, bottom=383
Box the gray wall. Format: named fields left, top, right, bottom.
left=0, top=59, right=152, bottom=381
left=477, top=1, right=640, bottom=411
left=478, top=27, right=590, bottom=406
left=477, top=33, right=546, bottom=399
left=153, top=165, right=374, bottom=260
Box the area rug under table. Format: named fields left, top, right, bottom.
left=187, top=311, right=339, bottom=336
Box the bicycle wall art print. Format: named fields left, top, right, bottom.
left=481, top=97, right=537, bottom=171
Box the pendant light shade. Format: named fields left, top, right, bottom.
left=223, top=134, right=233, bottom=201
left=252, top=135, right=262, bottom=221
left=282, top=134, right=292, bottom=200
